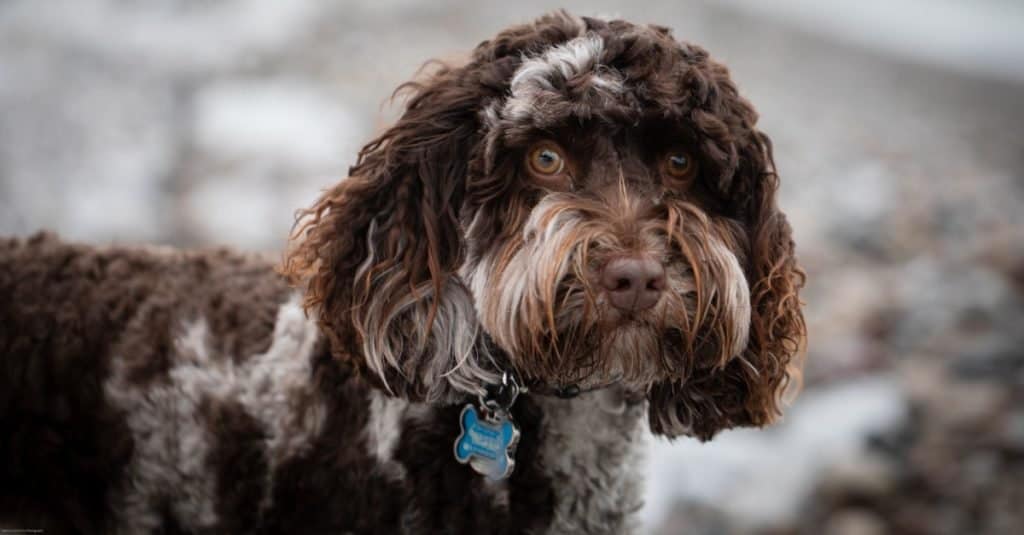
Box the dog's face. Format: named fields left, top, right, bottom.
left=283, top=12, right=805, bottom=440
left=465, top=69, right=754, bottom=394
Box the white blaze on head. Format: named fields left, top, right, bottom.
left=503, top=34, right=624, bottom=122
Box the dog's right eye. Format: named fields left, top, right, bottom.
left=526, top=142, right=568, bottom=181
left=663, top=150, right=697, bottom=180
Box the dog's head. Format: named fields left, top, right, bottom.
left=282, top=11, right=805, bottom=440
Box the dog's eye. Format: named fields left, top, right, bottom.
left=527, top=144, right=567, bottom=177
left=664, top=151, right=696, bottom=179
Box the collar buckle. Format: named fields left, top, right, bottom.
left=479, top=370, right=521, bottom=418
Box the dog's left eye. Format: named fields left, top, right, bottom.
left=527, top=143, right=567, bottom=178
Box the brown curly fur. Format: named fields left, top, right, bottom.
left=1, top=10, right=805, bottom=533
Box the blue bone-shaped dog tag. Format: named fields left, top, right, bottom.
left=453, top=404, right=519, bottom=480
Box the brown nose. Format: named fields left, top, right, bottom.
left=600, top=256, right=666, bottom=312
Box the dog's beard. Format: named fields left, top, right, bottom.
left=464, top=193, right=752, bottom=391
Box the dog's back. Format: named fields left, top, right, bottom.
left=0, top=233, right=571, bottom=534
left=0, top=233, right=294, bottom=532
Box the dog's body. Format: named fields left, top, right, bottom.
left=0, top=234, right=642, bottom=533
left=1, top=11, right=805, bottom=534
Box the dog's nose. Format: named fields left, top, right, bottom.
left=600, top=256, right=666, bottom=312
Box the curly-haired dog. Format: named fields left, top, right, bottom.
left=0, top=11, right=805, bottom=534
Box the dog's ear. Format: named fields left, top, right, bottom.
left=281, top=65, right=498, bottom=403
left=649, top=65, right=807, bottom=439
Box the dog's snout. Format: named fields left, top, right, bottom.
left=600, top=256, right=666, bottom=312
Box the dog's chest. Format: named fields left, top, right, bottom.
left=534, top=390, right=647, bottom=535
left=360, top=388, right=648, bottom=534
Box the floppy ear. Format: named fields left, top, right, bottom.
left=280, top=65, right=499, bottom=403
left=649, top=75, right=807, bottom=440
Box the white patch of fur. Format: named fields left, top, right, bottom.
left=105, top=320, right=221, bottom=533
left=355, top=216, right=498, bottom=403
left=503, top=34, right=624, bottom=122
left=239, top=296, right=325, bottom=462
left=365, top=389, right=409, bottom=482
left=105, top=294, right=325, bottom=533
left=466, top=194, right=589, bottom=355
left=480, top=100, right=502, bottom=130
left=707, top=235, right=752, bottom=359
left=511, top=35, right=606, bottom=89
left=536, top=390, right=647, bottom=535
left=366, top=390, right=404, bottom=463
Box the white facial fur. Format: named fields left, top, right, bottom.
left=462, top=189, right=752, bottom=390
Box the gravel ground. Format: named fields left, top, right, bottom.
left=2, top=1, right=1022, bottom=533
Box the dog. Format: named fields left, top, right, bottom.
left=0, top=11, right=805, bottom=534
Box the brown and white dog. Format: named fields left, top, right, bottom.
left=0, top=11, right=805, bottom=534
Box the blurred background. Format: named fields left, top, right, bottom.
left=2, top=0, right=1023, bottom=533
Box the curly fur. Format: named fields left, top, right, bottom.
left=283, top=11, right=806, bottom=439
left=1, top=10, right=804, bottom=533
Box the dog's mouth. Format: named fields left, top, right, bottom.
left=596, top=299, right=680, bottom=326
left=470, top=260, right=701, bottom=390
left=504, top=304, right=683, bottom=389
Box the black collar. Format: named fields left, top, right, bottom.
left=479, top=333, right=615, bottom=401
